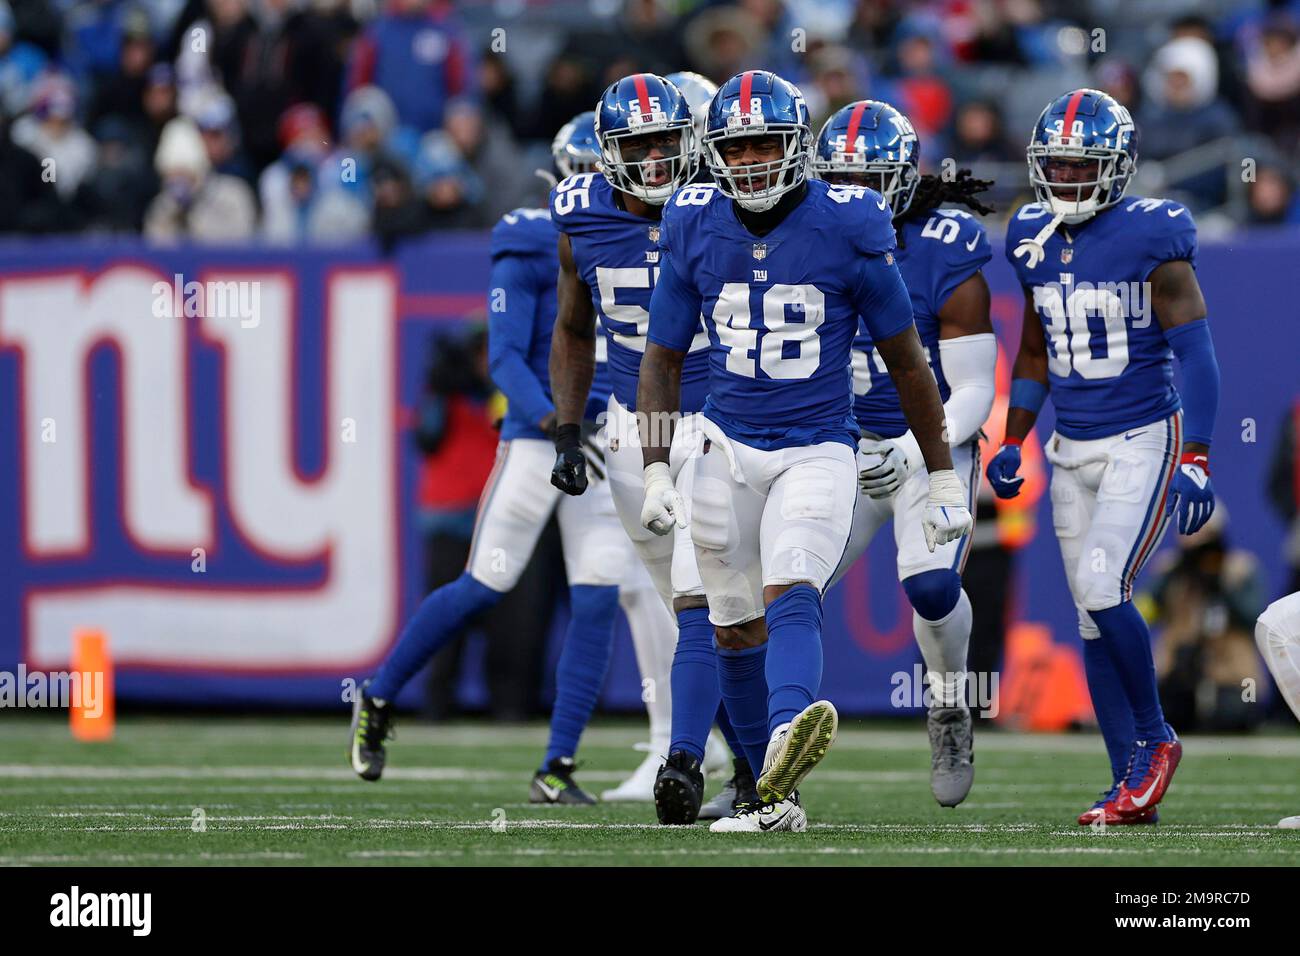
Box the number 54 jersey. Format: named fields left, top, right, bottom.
left=1004, top=197, right=1197, bottom=440
left=650, top=179, right=915, bottom=451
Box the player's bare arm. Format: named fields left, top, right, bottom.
left=549, top=233, right=597, bottom=427
left=635, top=341, right=684, bottom=468
left=1150, top=259, right=1210, bottom=458
left=1150, top=256, right=1219, bottom=533
left=548, top=232, right=597, bottom=494
left=875, top=324, right=954, bottom=474
left=937, top=272, right=993, bottom=340
left=1004, top=291, right=1048, bottom=443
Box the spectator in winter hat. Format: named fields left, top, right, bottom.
left=11, top=73, right=97, bottom=200
left=145, top=114, right=257, bottom=242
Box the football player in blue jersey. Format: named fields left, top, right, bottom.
left=548, top=74, right=755, bottom=825
left=639, top=70, right=972, bottom=832
left=349, top=115, right=681, bottom=806
left=987, top=89, right=1221, bottom=825
left=811, top=100, right=998, bottom=808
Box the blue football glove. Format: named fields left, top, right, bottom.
left=1167, top=454, right=1215, bottom=535
left=985, top=442, right=1024, bottom=499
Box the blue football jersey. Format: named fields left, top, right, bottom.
left=550, top=172, right=710, bottom=413
left=1005, top=196, right=1196, bottom=440
left=489, top=207, right=609, bottom=440
left=853, top=210, right=992, bottom=438
left=650, top=179, right=914, bottom=450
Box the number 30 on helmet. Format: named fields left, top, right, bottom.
left=1027, top=88, right=1137, bottom=223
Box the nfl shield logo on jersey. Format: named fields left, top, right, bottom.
left=1060, top=247, right=1074, bottom=264
left=753, top=242, right=767, bottom=260
left=647, top=226, right=660, bottom=243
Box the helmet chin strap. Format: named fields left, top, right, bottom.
left=1012, top=210, right=1066, bottom=269
left=735, top=192, right=782, bottom=212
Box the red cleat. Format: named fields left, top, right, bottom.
left=1077, top=789, right=1159, bottom=826
left=1113, top=732, right=1182, bottom=818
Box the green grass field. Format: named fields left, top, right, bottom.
left=1, top=715, right=1297, bottom=866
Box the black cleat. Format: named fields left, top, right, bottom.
left=530, top=757, right=597, bottom=805
left=349, top=679, right=394, bottom=781
left=698, top=757, right=757, bottom=821
left=654, top=750, right=705, bottom=825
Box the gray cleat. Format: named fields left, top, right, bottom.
left=697, top=758, right=756, bottom=821
left=927, top=706, right=974, bottom=807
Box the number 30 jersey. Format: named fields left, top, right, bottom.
left=1005, top=196, right=1197, bottom=440
left=852, top=210, right=992, bottom=438
left=650, top=179, right=915, bottom=451
left=551, top=172, right=710, bottom=413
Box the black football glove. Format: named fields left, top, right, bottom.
left=551, top=423, right=588, bottom=495
left=579, top=420, right=606, bottom=482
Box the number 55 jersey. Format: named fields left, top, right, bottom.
left=1004, top=196, right=1197, bottom=440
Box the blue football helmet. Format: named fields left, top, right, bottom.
left=665, top=70, right=718, bottom=140
left=594, top=73, right=696, bottom=205
left=552, top=111, right=600, bottom=178
left=812, top=99, right=919, bottom=217
left=703, top=70, right=811, bottom=212
left=1028, top=88, right=1137, bottom=223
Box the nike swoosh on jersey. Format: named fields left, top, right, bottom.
left=965, top=235, right=980, bottom=251
left=877, top=197, right=889, bottom=211
left=1129, top=770, right=1163, bottom=808
left=1167, top=208, right=1185, bottom=217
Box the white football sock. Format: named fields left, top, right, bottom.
left=914, top=588, right=972, bottom=709
left=619, top=584, right=676, bottom=747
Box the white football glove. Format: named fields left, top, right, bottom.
left=922, top=469, right=973, bottom=553
left=641, top=461, right=686, bottom=536
left=858, top=436, right=916, bottom=499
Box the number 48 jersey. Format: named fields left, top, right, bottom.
left=650, top=178, right=915, bottom=450
left=1005, top=196, right=1197, bottom=440
left=550, top=172, right=710, bottom=413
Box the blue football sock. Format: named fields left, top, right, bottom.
left=370, top=571, right=500, bottom=701
left=1082, top=635, right=1137, bottom=786
left=667, top=607, right=719, bottom=762
left=543, top=584, right=620, bottom=769
left=716, top=643, right=769, bottom=774
left=714, top=700, right=745, bottom=765
left=1090, top=601, right=1170, bottom=744
left=764, top=584, right=823, bottom=734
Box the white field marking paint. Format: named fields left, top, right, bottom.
left=4, top=764, right=1298, bottom=788
left=5, top=722, right=1299, bottom=758
left=3, top=852, right=307, bottom=865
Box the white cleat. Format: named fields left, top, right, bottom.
left=600, top=743, right=662, bottom=802
left=702, top=729, right=730, bottom=776
left=1279, top=815, right=1300, bottom=829
left=709, top=792, right=806, bottom=833
left=756, top=700, right=838, bottom=803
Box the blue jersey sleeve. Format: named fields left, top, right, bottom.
left=852, top=188, right=899, bottom=256
left=852, top=251, right=914, bottom=342
left=1134, top=200, right=1197, bottom=280
left=933, top=216, right=992, bottom=309
left=647, top=250, right=704, bottom=353
left=487, top=253, right=554, bottom=427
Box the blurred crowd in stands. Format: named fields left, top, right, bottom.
left=2, top=0, right=1299, bottom=246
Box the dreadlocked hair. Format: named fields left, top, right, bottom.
left=895, top=168, right=996, bottom=246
